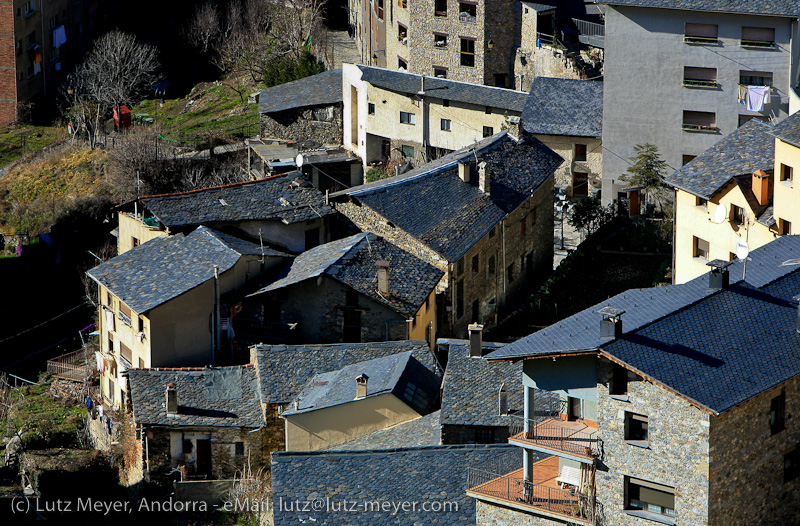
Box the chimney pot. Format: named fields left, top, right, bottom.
left=498, top=382, right=508, bottom=416
left=507, top=116, right=523, bottom=140
left=468, top=323, right=484, bottom=357
left=458, top=161, right=471, bottom=184
left=752, top=169, right=771, bottom=207
left=478, top=162, right=491, bottom=195
left=598, top=307, right=624, bottom=339
left=376, top=260, right=390, bottom=294
left=356, top=373, right=369, bottom=399
left=166, top=382, right=178, bottom=415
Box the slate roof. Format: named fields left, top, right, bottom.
left=271, top=444, right=519, bottom=526
left=773, top=110, right=800, bottom=148
left=139, top=174, right=335, bottom=228
left=521, top=2, right=556, bottom=12
left=597, top=0, right=800, bottom=17
left=252, top=340, right=442, bottom=405
left=332, top=132, right=562, bottom=262
left=127, top=366, right=263, bottom=427
left=249, top=233, right=444, bottom=317
left=356, top=65, right=529, bottom=112
left=283, top=351, right=440, bottom=416
left=258, top=69, right=343, bottom=114
left=523, top=77, right=603, bottom=138
left=87, top=226, right=287, bottom=314
left=487, top=235, right=800, bottom=414
left=330, top=411, right=442, bottom=450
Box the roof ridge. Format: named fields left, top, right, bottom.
left=355, top=64, right=528, bottom=96
left=130, top=364, right=255, bottom=372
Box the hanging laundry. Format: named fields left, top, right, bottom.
left=95, top=351, right=103, bottom=371
left=33, top=62, right=41, bottom=75
left=105, top=309, right=114, bottom=330
left=52, top=25, right=67, bottom=48
left=746, top=86, right=770, bottom=112
left=737, top=84, right=747, bottom=105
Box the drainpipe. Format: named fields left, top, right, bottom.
left=671, top=190, right=677, bottom=284
left=213, top=265, right=220, bottom=366
left=501, top=219, right=507, bottom=297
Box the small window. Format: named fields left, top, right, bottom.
left=694, top=236, right=709, bottom=260
left=139, top=316, right=147, bottom=335
left=574, top=143, right=587, bottom=162
left=771, top=391, right=786, bottom=435
left=107, top=378, right=115, bottom=403
left=120, top=342, right=133, bottom=364
left=520, top=219, right=526, bottom=237
left=507, top=263, right=515, bottom=283
left=376, top=0, right=384, bottom=19
left=474, top=427, right=493, bottom=443
left=455, top=280, right=464, bottom=318
left=741, top=26, right=775, bottom=48
left=485, top=106, right=492, bottom=115
left=131, top=236, right=139, bottom=248
left=460, top=38, right=475, bottom=67
left=487, top=255, right=496, bottom=277
left=442, top=99, right=450, bottom=107
left=434, top=0, right=446, bottom=16
left=346, top=290, right=360, bottom=306
left=456, top=258, right=464, bottom=276
left=368, top=102, right=375, bottom=115
left=483, top=126, right=494, bottom=138
left=683, top=110, right=716, bottom=132
left=401, top=145, right=414, bottom=158
left=398, top=24, right=407, bottom=43
left=781, top=218, right=792, bottom=235
left=696, top=196, right=707, bottom=208
left=235, top=441, right=245, bottom=456
left=739, top=114, right=770, bottom=127
left=785, top=446, right=800, bottom=483
left=489, top=226, right=495, bottom=238
left=471, top=254, right=479, bottom=275
left=685, top=22, right=718, bottom=44
left=459, top=2, right=476, bottom=21
left=398, top=57, right=408, bottom=70
left=781, top=164, right=793, bottom=183
left=400, top=111, right=416, bottom=124
left=493, top=73, right=507, bottom=88
left=682, top=155, right=696, bottom=165
left=683, top=66, right=717, bottom=87
left=434, top=33, right=448, bottom=48
left=625, top=412, right=649, bottom=443
left=625, top=477, right=675, bottom=518
left=530, top=208, right=536, bottom=225
left=740, top=71, right=773, bottom=87
left=434, top=67, right=447, bottom=78
left=609, top=364, right=628, bottom=396
left=441, top=118, right=451, bottom=131
left=730, top=204, right=745, bottom=225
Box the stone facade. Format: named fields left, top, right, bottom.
left=534, top=135, right=602, bottom=197
left=0, top=0, right=15, bottom=126
left=260, top=104, right=343, bottom=146
left=477, top=501, right=568, bottom=525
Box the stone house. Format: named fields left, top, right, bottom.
left=257, top=69, right=343, bottom=146
left=115, top=174, right=336, bottom=255
left=666, top=112, right=800, bottom=284
left=282, top=351, right=440, bottom=451
left=522, top=76, right=603, bottom=198
left=331, top=129, right=562, bottom=337
left=250, top=340, right=441, bottom=454
left=468, top=235, right=800, bottom=526
left=87, top=226, right=291, bottom=406
left=126, top=365, right=268, bottom=487
left=599, top=0, right=800, bottom=204
left=240, top=232, right=443, bottom=345
left=342, top=63, right=528, bottom=169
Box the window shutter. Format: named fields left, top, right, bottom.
left=686, top=23, right=718, bottom=38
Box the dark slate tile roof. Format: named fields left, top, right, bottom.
left=258, top=69, right=343, bottom=114
left=249, top=233, right=444, bottom=316
left=523, top=78, right=603, bottom=138
left=283, top=351, right=440, bottom=416
left=271, top=444, right=519, bottom=526
left=333, top=132, right=562, bottom=262
left=522, top=2, right=556, bottom=12
left=140, top=174, right=335, bottom=228
left=87, top=226, right=285, bottom=314
left=758, top=206, right=776, bottom=227
left=773, top=110, right=800, bottom=148
left=128, top=366, right=263, bottom=427
left=330, top=411, right=442, bottom=450
left=252, top=340, right=442, bottom=405
left=356, top=65, right=529, bottom=112
left=597, top=0, right=800, bottom=17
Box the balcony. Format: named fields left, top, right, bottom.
left=509, top=416, right=600, bottom=462
left=467, top=456, right=594, bottom=524
left=741, top=39, right=775, bottom=49
left=47, top=347, right=96, bottom=382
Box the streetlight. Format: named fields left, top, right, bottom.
left=556, top=195, right=570, bottom=250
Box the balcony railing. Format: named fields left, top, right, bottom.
left=682, top=123, right=718, bottom=132
left=572, top=18, right=604, bottom=38
left=683, top=78, right=717, bottom=88
left=118, top=311, right=132, bottom=327
left=509, top=416, right=600, bottom=459
left=467, top=467, right=593, bottom=523
left=46, top=348, right=95, bottom=382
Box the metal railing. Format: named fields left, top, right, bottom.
left=683, top=78, right=717, bottom=88
left=572, top=18, right=605, bottom=38
left=509, top=416, right=600, bottom=458
left=682, top=123, right=717, bottom=132
left=47, top=349, right=94, bottom=382
left=467, top=467, right=593, bottom=522
left=741, top=39, right=775, bottom=48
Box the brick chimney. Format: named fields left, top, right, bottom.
left=478, top=162, right=490, bottom=195
left=507, top=116, right=523, bottom=140
left=166, top=382, right=178, bottom=416
left=458, top=161, right=471, bottom=183
left=752, top=169, right=771, bottom=206
left=598, top=307, right=624, bottom=339
left=356, top=374, right=369, bottom=399
left=468, top=323, right=484, bottom=357
left=376, top=260, right=390, bottom=294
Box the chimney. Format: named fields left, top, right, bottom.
left=478, top=162, right=491, bottom=195
left=355, top=374, right=369, bottom=399
left=598, top=307, right=624, bottom=339
left=468, top=323, right=484, bottom=357
left=166, top=382, right=178, bottom=415
left=752, top=169, right=771, bottom=206
left=706, top=259, right=732, bottom=290
left=498, top=382, right=508, bottom=416
left=376, top=260, right=390, bottom=294
left=507, top=115, right=523, bottom=140
left=458, top=161, right=471, bottom=184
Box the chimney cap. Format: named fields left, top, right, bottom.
left=166, top=382, right=176, bottom=388
left=597, top=306, right=625, bottom=319
left=468, top=323, right=484, bottom=332
left=706, top=259, right=734, bottom=271
left=376, top=260, right=390, bottom=268
left=356, top=373, right=369, bottom=383
left=753, top=169, right=768, bottom=178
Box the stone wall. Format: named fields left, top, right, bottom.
left=514, top=47, right=583, bottom=92
left=596, top=357, right=710, bottom=526
left=264, top=403, right=286, bottom=454
left=0, top=0, right=16, bottom=126
left=477, top=501, right=567, bottom=525
left=708, top=374, right=800, bottom=526
left=49, top=378, right=87, bottom=405
left=534, top=135, right=602, bottom=197
left=260, top=104, right=343, bottom=146
left=482, top=0, right=519, bottom=86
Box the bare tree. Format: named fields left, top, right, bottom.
left=186, top=1, right=220, bottom=55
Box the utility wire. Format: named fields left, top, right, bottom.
left=0, top=302, right=91, bottom=346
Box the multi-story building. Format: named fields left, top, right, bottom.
left=469, top=235, right=800, bottom=526
left=599, top=0, right=800, bottom=204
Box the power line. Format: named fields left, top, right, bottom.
left=0, top=302, right=91, bottom=346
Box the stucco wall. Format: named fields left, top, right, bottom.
left=117, top=213, right=168, bottom=254
left=772, top=138, right=800, bottom=231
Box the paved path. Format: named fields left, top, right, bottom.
left=553, top=207, right=581, bottom=269
left=322, top=29, right=362, bottom=70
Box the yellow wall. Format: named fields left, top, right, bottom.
left=283, top=393, right=421, bottom=451
left=117, top=213, right=167, bottom=254
left=409, top=288, right=437, bottom=342
left=772, top=138, right=800, bottom=230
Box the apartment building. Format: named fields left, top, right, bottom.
left=599, top=0, right=800, bottom=204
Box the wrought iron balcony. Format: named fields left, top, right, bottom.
left=509, top=415, right=600, bottom=460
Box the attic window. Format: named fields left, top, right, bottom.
left=219, top=199, right=229, bottom=206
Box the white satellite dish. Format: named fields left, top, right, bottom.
left=735, top=239, right=749, bottom=260
left=711, top=203, right=728, bottom=224
left=295, top=153, right=304, bottom=167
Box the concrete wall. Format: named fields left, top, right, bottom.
left=602, top=5, right=795, bottom=203
left=772, top=137, right=800, bottom=232
left=535, top=135, right=602, bottom=196
left=117, top=213, right=168, bottom=254
left=283, top=393, right=421, bottom=451
left=260, top=104, right=343, bottom=146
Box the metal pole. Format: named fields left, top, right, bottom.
left=213, top=265, right=220, bottom=366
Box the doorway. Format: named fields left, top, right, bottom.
left=568, top=396, right=583, bottom=421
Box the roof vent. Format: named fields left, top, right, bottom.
left=458, top=161, right=471, bottom=184
left=498, top=382, right=508, bottom=416
left=166, top=382, right=178, bottom=416
left=478, top=161, right=490, bottom=195
left=468, top=323, right=484, bottom=357
left=355, top=373, right=369, bottom=399
left=706, top=259, right=732, bottom=290
left=752, top=169, right=771, bottom=207
left=376, top=260, right=390, bottom=295
left=598, top=307, right=624, bottom=339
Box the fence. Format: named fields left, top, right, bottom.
left=47, top=348, right=94, bottom=382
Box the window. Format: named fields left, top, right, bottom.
left=140, top=316, right=147, bottom=336
left=785, top=446, right=800, bottom=483
left=740, top=71, right=773, bottom=87
left=609, top=364, right=628, bottom=396
left=48, top=15, right=57, bottom=28
left=435, top=0, right=446, bottom=16
left=625, top=477, right=676, bottom=519
left=398, top=24, right=407, bottom=43
left=471, top=254, right=479, bottom=275
left=487, top=255, right=496, bottom=277
left=234, top=442, right=245, bottom=456
left=441, top=118, right=451, bottom=131
left=108, top=334, right=114, bottom=355
left=27, top=31, right=36, bottom=47
left=345, top=290, right=360, bottom=306
left=485, top=106, right=492, bottom=115
left=520, top=219, right=526, bottom=237
left=131, top=237, right=139, bottom=248
left=781, top=218, right=792, bottom=235
left=682, top=110, right=716, bottom=132
left=107, top=378, right=115, bottom=404
left=442, top=99, right=450, bottom=107
left=771, top=391, right=786, bottom=435
left=530, top=208, right=536, bottom=225
left=781, top=163, right=793, bottom=183
left=740, top=115, right=770, bottom=127
left=458, top=2, right=476, bottom=22
left=474, top=427, right=494, bottom=443
left=398, top=57, right=408, bottom=70
left=483, top=126, right=494, bottom=138
left=460, top=38, right=475, bottom=67
left=684, top=22, right=718, bottom=44
left=403, top=382, right=430, bottom=408
left=398, top=0, right=407, bottom=6
left=23, top=0, right=36, bottom=16
left=456, top=280, right=464, bottom=318
left=625, top=412, right=649, bottom=443
left=741, top=26, right=775, bottom=48
left=400, top=111, right=416, bottom=124
left=694, top=236, right=709, bottom=260
left=493, top=73, right=507, bottom=88
left=507, top=263, right=515, bottom=283
left=489, top=226, right=495, bottom=238
left=574, top=143, right=587, bottom=162
left=683, top=66, right=717, bottom=87
left=456, top=258, right=464, bottom=276
left=376, top=0, right=384, bottom=19
left=368, top=102, right=375, bottom=115
left=118, top=303, right=132, bottom=326
left=682, top=155, right=696, bottom=165
left=434, top=33, right=448, bottom=47
left=120, top=342, right=133, bottom=365
left=696, top=196, right=707, bottom=208
left=16, top=39, right=22, bottom=55
left=434, top=67, right=447, bottom=78
left=730, top=204, right=745, bottom=225
left=401, top=145, right=414, bottom=158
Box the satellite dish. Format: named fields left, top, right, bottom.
left=295, top=153, right=304, bottom=167
left=735, top=239, right=749, bottom=260
left=711, top=204, right=728, bottom=224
